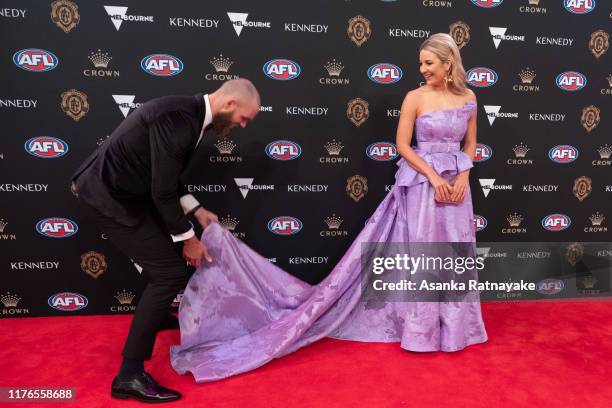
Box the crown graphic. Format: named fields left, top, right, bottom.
left=528, top=0, right=540, bottom=5
left=114, top=290, right=136, bottom=305
left=210, top=54, right=233, bottom=73
left=220, top=215, right=239, bottom=231
left=1, top=292, right=20, bottom=308
left=507, top=213, right=523, bottom=227
left=513, top=143, right=530, bottom=158
left=519, top=68, right=536, bottom=84
left=324, top=214, right=343, bottom=229
left=324, top=59, right=344, bottom=77
left=598, top=144, right=611, bottom=159
left=324, top=139, right=344, bottom=155
left=0, top=219, right=7, bottom=233
left=590, top=212, right=605, bottom=226
left=214, top=139, right=236, bottom=155
left=606, top=74, right=612, bottom=87
left=88, top=49, right=112, bottom=68
left=582, top=274, right=597, bottom=289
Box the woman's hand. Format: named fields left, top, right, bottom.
left=429, top=174, right=453, bottom=202
left=449, top=171, right=469, bottom=203
left=193, top=207, right=218, bottom=229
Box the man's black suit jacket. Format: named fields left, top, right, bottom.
left=72, top=93, right=205, bottom=236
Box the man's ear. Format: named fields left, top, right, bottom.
left=223, top=99, right=237, bottom=111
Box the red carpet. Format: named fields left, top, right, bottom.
left=1, top=302, right=611, bottom=408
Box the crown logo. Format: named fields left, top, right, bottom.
left=528, top=0, right=540, bottom=5
left=519, top=68, right=536, bottom=84
left=1, top=292, right=21, bottom=308
left=582, top=274, right=597, bottom=289
left=513, top=143, right=530, bottom=158
left=0, top=219, right=7, bottom=233
left=210, top=54, right=233, bottom=73
left=220, top=215, right=239, bottom=231
left=114, top=290, right=136, bottom=305
left=590, top=212, right=605, bottom=226
left=507, top=213, right=523, bottom=227
left=324, top=139, right=344, bottom=155
left=324, top=214, right=344, bottom=229
left=607, top=74, right=612, bottom=87
left=214, top=139, right=236, bottom=155
left=324, top=59, right=344, bottom=77
left=88, top=49, right=112, bottom=68
left=597, top=144, right=611, bottom=159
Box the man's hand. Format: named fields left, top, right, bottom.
left=182, top=236, right=212, bottom=269
left=193, top=207, right=218, bottom=229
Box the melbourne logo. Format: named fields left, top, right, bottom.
left=263, top=59, right=301, bottom=80
left=140, top=54, right=183, bottom=76
left=536, top=279, right=565, bottom=295
left=24, top=137, right=68, bottom=158
left=473, top=215, right=488, bottom=232
left=489, top=27, right=525, bottom=49
left=112, top=95, right=142, bottom=117
left=548, top=145, right=578, bottom=163
left=48, top=292, right=88, bottom=311
left=484, top=105, right=519, bottom=125
left=479, top=179, right=512, bottom=198
left=466, top=67, right=498, bottom=87
left=542, top=214, right=571, bottom=231
left=367, top=63, right=402, bottom=84
left=265, top=140, right=302, bottom=160
left=366, top=142, right=398, bottom=161
left=234, top=178, right=275, bottom=199
left=556, top=71, right=587, bottom=91
left=474, top=143, right=493, bottom=162
left=471, top=0, right=504, bottom=8
left=36, top=218, right=78, bottom=238
left=267, top=216, right=302, bottom=235
left=13, top=49, right=58, bottom=72
left=104, top=6, right=154, bottom=31
left=563, top=0, right=595, bottom=14
left=227, top=12, right=271, bottom=37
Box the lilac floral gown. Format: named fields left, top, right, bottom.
left=170, top=101, right=488, bottom=382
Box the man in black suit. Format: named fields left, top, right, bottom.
left=72, top=79, right=260, bottom=403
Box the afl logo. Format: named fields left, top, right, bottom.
left=366, top=142, right=398, bottom=161
left=466, top=67, right=498, bottom=87
left=263, top=59, right=301, bottom=80
left=13, top=48, right=59, bottom=72
left=48, top=292, right=88, bottom=311
left=473, top=215, right=488, bottom=232
left=25, top=137, right=68, bottom=158
left=267, top=216, right=303, bottom=235
left=542, top=214, right=571, bottom=231
left=563, top=0, right=595, bottom=14
left=474, top=143, right=493, bottom=162
left=536, top=279, right=565, bottom=295
left=548, top=145, right=578, bottom=163
left=36, top=218, right=78, bottom=238
left=265, top=140, right=302, bottom=160
left=140, top=54, right=184, bottom=76
left=556, top=71, right=587, bottom=91
left=367, top=63, right=403, bottom=84
left=471, top=0, right=504, bottom=7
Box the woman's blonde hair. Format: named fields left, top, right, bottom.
left=419, top=33, right=468, bottom=96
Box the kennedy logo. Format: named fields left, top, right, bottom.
left=474, top=143, right=493, bottom=162
left=13, top=49, right=58, bottom=72
left=549, top=145, right=578, bottom=163
left=563, top=0, right=595, bottom=14
left=265, top=140, right=302, bottom=160
left=104, top=6, right=154, bottom=31
left=556, top=71, right=587, bottom=91
left=542, top=214, right=571, bottom=231
left=51, top=0, right=80, bottom=33
left=479, top=179, right=512, bottom=197
left=367, top=63, right=403, bottom=84
left=112, top=95, right=142, bottom=117
left=25, top=137, right=68, bottom=158
left=48, top=292, right=88, bottom=311
left=489, top=27, right=525, bottom=49
left=227, top=12, right=271, bottom=37
left=366, top=142, right=398, bottom=161
left=140, top=54, right=183, bottom=76
left=36, top=218, right=78, bottom=238
left=267, top=216, right=302, bottom=236
left=466, top=67, right=498, bottom=87
left=234, top=178, right=274, bottom=199
left=471, top=0, right=504, bottom=8
left=263, top=59, right=301, bottom=81
left=484, top=105, right=519, bottom=125
left=473, top=215, right=488, bottom=232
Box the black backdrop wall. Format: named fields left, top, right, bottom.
left=1, top=0, right=610, bottom=317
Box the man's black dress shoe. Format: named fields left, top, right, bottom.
left=158, top=313, right=180, bottom=331
left=111, top=372, right=182, bottom=403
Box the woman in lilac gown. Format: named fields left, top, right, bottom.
left=170, top=34, right=488, bottom=382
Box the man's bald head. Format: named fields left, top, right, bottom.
left=208, top=79, right=260, bottom=137
left=215, top=79, right=260, bottom=107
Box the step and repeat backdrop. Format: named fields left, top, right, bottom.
left=1, top=0, right=610, bottom=317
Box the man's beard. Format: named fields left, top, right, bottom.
left=212, top=111, right=235, bottom=139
